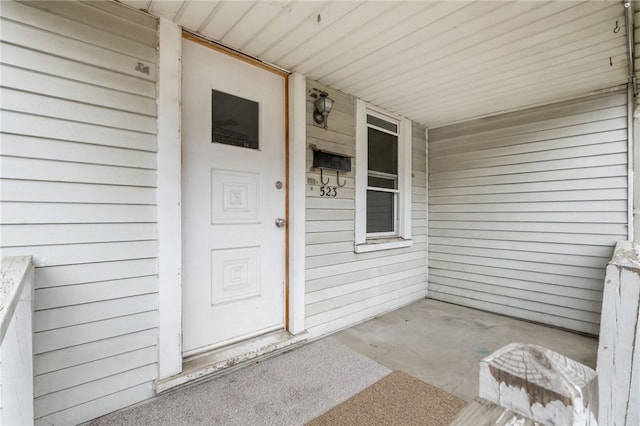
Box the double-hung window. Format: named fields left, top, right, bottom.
left=355, top=100, right=412, bottom=253
left=366, top=115, right=399, bottom=235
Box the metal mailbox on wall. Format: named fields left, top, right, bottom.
left=312, top=149, right=351, bottom=172
left=311, top=148, right=352, bottom=195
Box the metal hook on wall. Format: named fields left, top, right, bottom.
left=337, top=171, right=346, bottom=187
left=614, top=20, right=621, bottom=33
left=320, top=168, right=330, bottom=185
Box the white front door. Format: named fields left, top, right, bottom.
left=181, top=38, right=286, bottom=357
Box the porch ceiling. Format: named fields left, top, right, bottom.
left=119, top=0, right=629, bottom=128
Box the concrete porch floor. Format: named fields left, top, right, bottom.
left=90, top=298, right=599, bottom=425
left=336, top=298, right=598, bottom=402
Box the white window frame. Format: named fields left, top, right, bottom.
left=354, top=99, right=412, bottom=253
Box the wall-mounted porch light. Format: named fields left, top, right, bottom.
left=313, top=91, right=334, bottom=130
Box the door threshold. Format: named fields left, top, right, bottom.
left=155, top=330, right=309, bottom=394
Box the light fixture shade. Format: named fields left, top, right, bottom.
left=314, top=96, right=334, bottom=114
left=313, top=91, right=335, bottom=129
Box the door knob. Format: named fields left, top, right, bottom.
left=275, top=218, right=286, bottom=228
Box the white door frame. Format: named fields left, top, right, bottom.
left=156, top=20, right=306, bottom=380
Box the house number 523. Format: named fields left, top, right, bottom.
left=320, top=186, right=337, bottom=197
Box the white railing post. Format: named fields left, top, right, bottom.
left=1, top=255, right=35, bottom=426
left=597, top=240, right=640, bottom=426
left=478, top=343, right=598, bottom=425
left=453, top=342, right=599, bottom=425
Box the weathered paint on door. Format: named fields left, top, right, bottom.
left=181, top=38, right=286, bottom=356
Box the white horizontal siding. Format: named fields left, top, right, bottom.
left=1, top=180, right=157, bottom=204
left=34, top=259, right=157, bottom=289
left=2, top=223, right=158, bottom=247
left=0, top=1, right=158, bottom=424
left=428, top=92, right=628, bottom=335
left=304, top=80, right=427, bottom=337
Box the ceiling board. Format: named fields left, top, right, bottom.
left=220, top=1, right=292, bottom=48
left=275, top=1, right=395, bottom=69
left=370, top=20, right=625, bottom=109
left=172, top=1, right=219, bottom=32
left=344, top=1, right=570, bottom=96
left=391, top=48, right=627, bottom=116
left=119, top=0, right=629, bottom=128
left=199, top=1, right=255, bottom=40
left=318, top=2, right=478, bottom=87
left=261, top=1, right=364, bottom=62
left=148, top=0, right=182, bottom=19
left=291, top=1, right=431, bottom=75
left=415, top=68, right=628, bottom=126
left=239, top=2, right=323, bottom=57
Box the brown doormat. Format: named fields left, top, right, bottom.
left=306, top=370, right=467, bottom=426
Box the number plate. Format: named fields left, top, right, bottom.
left=319, top=186, right=337, bottom=197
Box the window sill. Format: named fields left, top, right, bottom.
left=354, top=238, right=413, bottom=253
